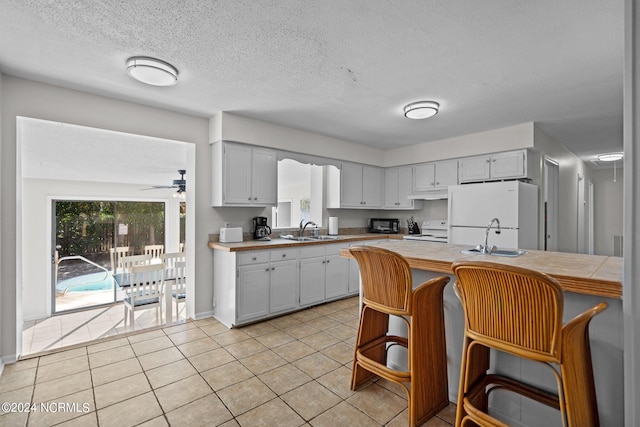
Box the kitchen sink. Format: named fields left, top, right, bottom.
left=279, top=235, right=315, bottom=241
left=279, top=234, right=342, bottom=242
left=460, top=248, right=528, bottom=257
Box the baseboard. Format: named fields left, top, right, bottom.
left=194, top=310, right=214, bottom=320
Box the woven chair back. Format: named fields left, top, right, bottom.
left=452, top=261, right=564, bottom=362
left=349, top=246, right=413, bottom=316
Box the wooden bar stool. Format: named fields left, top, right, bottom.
left=451, top=260, right=608, bottom=427
left=349, top=246, right=451, bottom=426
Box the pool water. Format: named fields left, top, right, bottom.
left=56, top=272, right=121, bottom=293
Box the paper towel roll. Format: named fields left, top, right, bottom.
left=328, top=217, right=339, bottom=235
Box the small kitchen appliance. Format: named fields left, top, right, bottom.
left=407, top=216, right=420, bottom=234
left=219, top=227, right=243, bottom=243
left=252, top=216, right=272, bottom=241
left=368, top=218, right=399, bottom=234
left=403, top=219, right=449, bottom=242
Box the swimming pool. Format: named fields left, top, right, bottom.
left=56, top=272, right=121, bottom=293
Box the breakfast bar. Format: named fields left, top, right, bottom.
left=341, top=239, right=623, bottom=426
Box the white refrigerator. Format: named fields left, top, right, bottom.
left=447, top=181, right=539, bottom=249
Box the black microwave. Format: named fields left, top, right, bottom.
left=369, top=218, right=399, bottom=234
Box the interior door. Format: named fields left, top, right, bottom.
left=543, top=158, right=559, bottom=251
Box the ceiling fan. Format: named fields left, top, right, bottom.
left=141, top=169, right=186, bottom=194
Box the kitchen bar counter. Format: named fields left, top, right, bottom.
left=341, top=239, right=624, bottom=426
left=340, top=240, right=622, bottom=299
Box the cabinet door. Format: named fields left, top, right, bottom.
left=490, top=150, right=525, bottom=179
left=362, top=165, right=383, bottom=207
left=413, top=163, right=436, bottom=192
left=237, top=264, right=270, bottom=323
left=252, top=147, right=277, bottom=205
left=396, top=166, right=414, bottom=208
left=384, top=168, right=400, bottom=208
left=434, top=160, right=458, bottom=188
left=300, top=257, right=326, bottom=306
left=325, top=255, right=348, bottom=300
left=341, top=163, right=364, bottom=207
left=348, top=258, right=360, bottom=294
left=270, top=259, right=298, bottom=314
left=459, top=155, right=491, bottom=183
left=224, top=143, right=253, bottom=204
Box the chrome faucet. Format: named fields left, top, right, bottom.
left=480, top=217, right=501, bottom=254
left=299, top=220, right=317, bottom=237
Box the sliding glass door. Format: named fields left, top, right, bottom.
left=53, top=200, right=165, bottom=313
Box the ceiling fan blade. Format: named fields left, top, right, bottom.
left=140, top=185, right=176, bottom=190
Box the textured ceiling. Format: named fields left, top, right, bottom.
left=0, top=1, right=624, bottom=167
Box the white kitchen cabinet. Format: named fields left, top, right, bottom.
left=384, top=166, right=421, bottom=209
left=237, top=262, right=270, bottom=323
left=458, top=150, right=529, bottom=183
left=211, top=141, right=277, bottom=207
left=339, top=162, right=383, bottom=208
left=269, top=259, right=298, bottom=314
left=299, top=256, right=326, bottom=306
left=412, top=160, right=458, bottom=193
left=213, top=247, right=299, bottom=327
left=299, top=243, right=349, bottom=306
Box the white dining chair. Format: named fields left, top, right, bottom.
left=144, top=244, right=164, bottom=259
left=123, top=262, right=165, bottom=330
left=171, top=261, right=187, bottom=322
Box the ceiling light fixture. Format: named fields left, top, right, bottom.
left=126, top=56, right=178, bottom=86
left=597, top=152, right=624, bottom=162
left=403, top=101, right=439, bottom=119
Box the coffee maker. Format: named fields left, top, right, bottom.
left=252, top=216, right=272, bottom=241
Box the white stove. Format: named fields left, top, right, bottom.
left=403, top=219, right=449, bottom=243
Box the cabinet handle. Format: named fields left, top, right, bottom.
left=322, top=260, right=326, bottom=264
left=252, top=257, right=257, bottom=261
left=486, top=159, right=490, bottom=163
left=254, top=197, right=258, bottom=200
left=248, top=197, right=252, bottom=201
left=266, top=268, right=270, bottom=272
left=436, top=182, right=440, bottom=185
left=326, top=260, right=330, bottom=263
left=272, top=267, right=275, bottom=270
left=282, top=254, right=286, bottom=258
left=492, top=159, right=496, bottom=162
left=430, top=182, right=434, bottom=186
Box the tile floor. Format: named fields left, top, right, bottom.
left=2, top=297, right=455, bottom=426
left=22, top=302, right=186, bottom=356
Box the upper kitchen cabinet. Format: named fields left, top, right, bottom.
left=411, top=160, right=458, bottom=195
left=458, top=149, right=533, bottom=183
left=211, top=141, right=277, bottom=207
left=340, top=162, right=383, bottom=208
left=384, top=166, right=422, bottom=209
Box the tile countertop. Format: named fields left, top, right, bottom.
left=339, top=240, right=622, bottom=300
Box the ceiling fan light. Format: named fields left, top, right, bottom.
left=404, top=101, right=439, bottom=119
left=597, top=152, right=624, bottom=162
left=126, top=56, right=178, bottom=86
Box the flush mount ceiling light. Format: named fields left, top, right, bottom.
left=126, top=56, right=178, bottom=86
left=597, top=152, right=624, bottom=162
left=403, top=101, right=439, bottom=119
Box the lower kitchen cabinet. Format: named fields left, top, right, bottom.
left=237, top=263, right=270, bottom=324
left=300, top=243, right=349, bottom=306
left=269, top=259, right=298, bottom=313
left=213, top=243, right=349, bottom=327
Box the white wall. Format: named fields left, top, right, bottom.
left=385, top=122, right=535, bottom=167
left=1, top=75, right=209, bottom=362
left=592, top=168, right=624, bottom=256
left=21, top=178, right=182, bottom=321
left=533, top=125, right=594, bottom=253
left=213, top=112, right=385, bottom=166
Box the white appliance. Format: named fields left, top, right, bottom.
left=403, top=219, right=448, bottom=242
left=219, top=227, right=243, bottom=243
left=448, top=181, right=538, bottom=249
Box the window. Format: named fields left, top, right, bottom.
left=273, top=159, right=328, bottom=228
